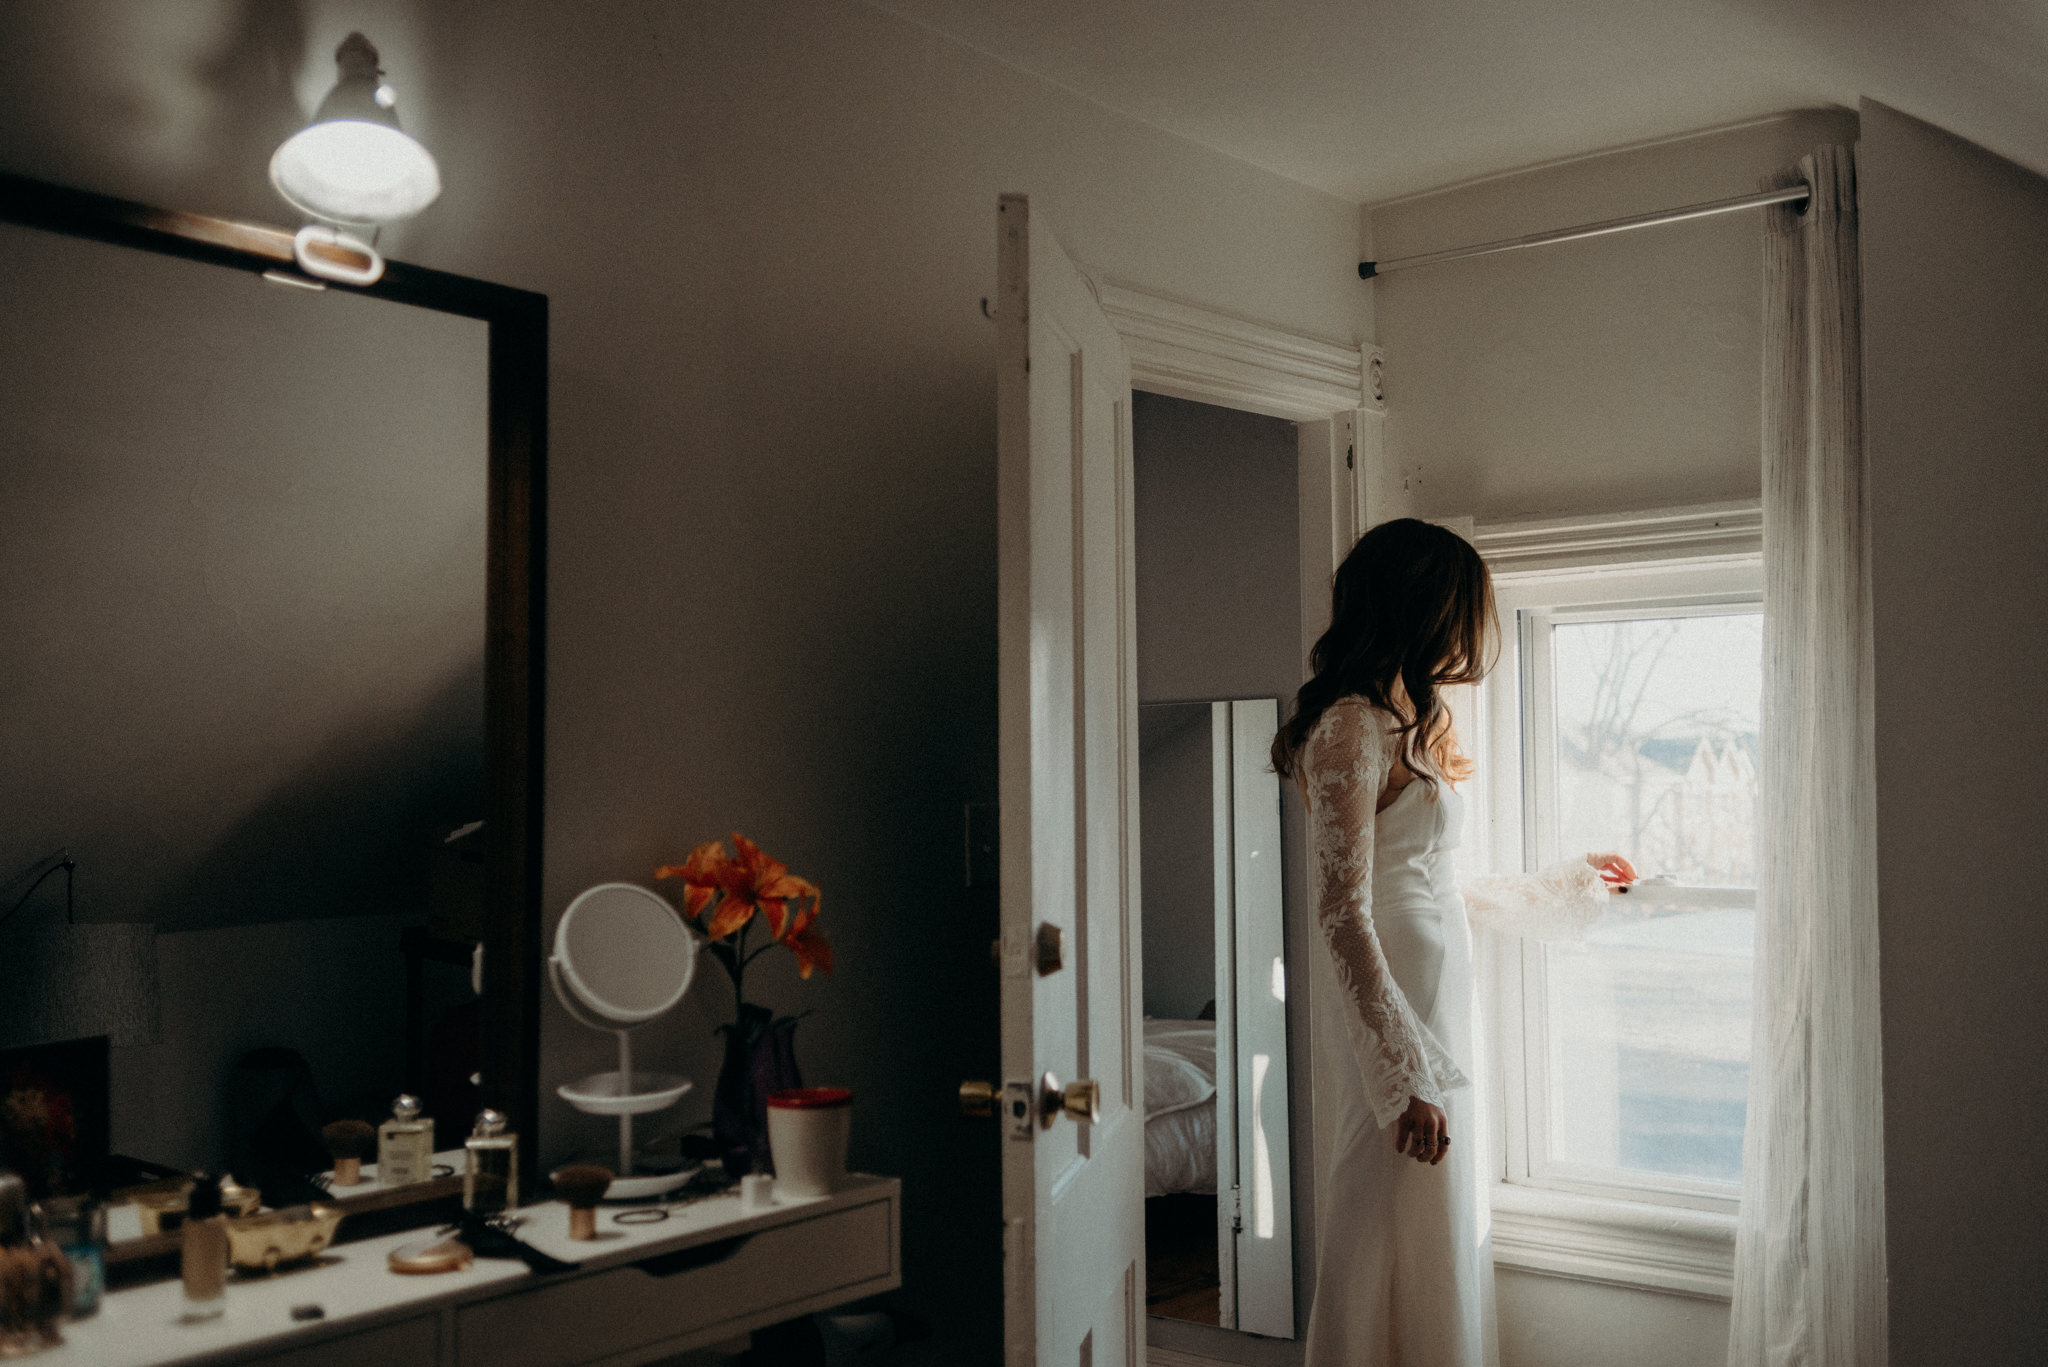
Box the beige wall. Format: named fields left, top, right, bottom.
left=1369, top=110, right=1856, bottom=523
left=1860, top=99, right=2048, bottom=1367
left=0, top=1, right=1369, bottom=1352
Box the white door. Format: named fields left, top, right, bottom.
left=995, top=194, right=1145, bottom=1367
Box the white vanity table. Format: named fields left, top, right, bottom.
left=49, top=1175, right=899, bottom=1367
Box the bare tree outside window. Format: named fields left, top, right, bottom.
left=1536, top=610, right=1763, bottom=1187
left=1553, top=614, right=1762, bottom=887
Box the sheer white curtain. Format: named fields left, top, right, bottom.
left=1728, top=146, right=1888, bottom=1367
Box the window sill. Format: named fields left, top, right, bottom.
left=1489, top=1181, right=1735, bottom=1302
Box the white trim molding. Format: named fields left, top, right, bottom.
left=1491, top=1182, right=1737, bottom=1301
left=1473, top=499, right=1762, bottom=580
left=1092, top=279, right=1373, bottom=422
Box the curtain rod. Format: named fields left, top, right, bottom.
left=1359, top=183, right=1810, bottom=279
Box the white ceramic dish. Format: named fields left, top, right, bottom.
left=556, top=1071, right=693, bottom=1117
left=602, top=1164, right=701, bottom=1200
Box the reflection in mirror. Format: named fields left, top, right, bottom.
left=0, top=215, right=488, bottom=1259
left=1140, top=697, right=1294, bottom=1333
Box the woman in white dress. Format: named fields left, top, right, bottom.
left=1272, top=519, right=1635, bottom=1367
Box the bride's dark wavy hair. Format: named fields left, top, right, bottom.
left=1271, top=518, right=1498, bottom=785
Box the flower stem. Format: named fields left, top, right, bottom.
left=729, top=918, right=749, bottom=1013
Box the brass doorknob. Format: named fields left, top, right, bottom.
left=1037, top=1072, right=1100, bottom=1127
left=959, top=1079, right=997, bottom=1118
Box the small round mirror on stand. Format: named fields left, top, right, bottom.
left=549, top=883, right=699, bottom=1199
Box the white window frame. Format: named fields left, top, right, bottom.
left=1510, top=592, right=1760, bottom=1213
left=1468, top=502, right=1762, bottom=1300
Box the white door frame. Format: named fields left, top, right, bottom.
left=1086, top=276, right=1384, bottom=671
left=1085, top=275, right=1381, bottom=1343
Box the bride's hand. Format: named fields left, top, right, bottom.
left=1586, top=851, right=1637, bottom=891
left=1396, top=1096, right=1450, bottom=1166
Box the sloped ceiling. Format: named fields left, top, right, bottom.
left=868, top=0, right=2048, bottom=203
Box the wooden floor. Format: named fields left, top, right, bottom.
left=1145, top=1194, right=1221, bottom=1326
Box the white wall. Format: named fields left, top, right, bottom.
left=1860, top=100, right=2048, bottom=1367
left=0, top=3, right=1369, bottom=1354
left=1369, top=110, right=1856, bottom=523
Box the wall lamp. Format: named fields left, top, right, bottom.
left=269, top=32, right=441, bottom=284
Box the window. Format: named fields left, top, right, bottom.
left=1480, top=554, right=1764, bottom=1219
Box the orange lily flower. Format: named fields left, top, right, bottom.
left=654, top=839, right=729, bottom=920
left=700, top=833, right=804, bottom=940
left=655, top=834, right=828, bottom=966
left=782, top=898, right=833, bottom=979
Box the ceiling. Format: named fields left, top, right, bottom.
left=868, top=0, right=2048, bottom=203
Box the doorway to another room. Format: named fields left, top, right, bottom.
left=1132, top=391, right=1310, bottom=1348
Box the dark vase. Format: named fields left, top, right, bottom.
left=713, top=1002, right=801, bottom=1177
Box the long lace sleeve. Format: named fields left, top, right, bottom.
left=1461, top=860, right=1608, bottom=939
left=1305, top=700, right=1469, bottom=1129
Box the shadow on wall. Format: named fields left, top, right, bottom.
left=0, top=0, right=308, bottom=222
left=145, top=657, right=485, bottom=931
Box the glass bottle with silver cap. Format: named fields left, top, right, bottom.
left=377, top=1094, right=434, bottom=1186
left=463, top=1109, right=517, bottom=1215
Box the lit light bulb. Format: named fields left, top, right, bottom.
left=270, top=33, right=441, bottom=225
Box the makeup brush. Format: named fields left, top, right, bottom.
left=550, top=1165, right=613, bottom=1240
left=322, top=1120, right=376, bottom=1187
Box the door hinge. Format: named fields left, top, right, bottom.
left=1229, top=1183, right=1244, bottom=1234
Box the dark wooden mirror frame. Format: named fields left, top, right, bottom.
left=0, top=170, right=547, bottom=1196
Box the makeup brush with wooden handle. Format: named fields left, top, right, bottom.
left=322, top=1120, right=375, bottom=1187
left=549, top=1165, right=613, bottom=1240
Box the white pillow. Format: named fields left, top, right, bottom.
left=1143, top=1018, right=1218, bottom=1118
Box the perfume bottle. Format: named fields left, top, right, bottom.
left=38, top=1194, right=106, bottom=1317
left=179, top=1176, right=227, bottom=1321
left=463, top=1110, right=518, bottom=1216
left=378, top=1094, right=434, bottom=1186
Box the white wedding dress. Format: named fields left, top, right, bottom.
left=1303, top=698, right=1606, bottom=1367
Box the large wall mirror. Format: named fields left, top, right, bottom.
left=0, top=173, right=544, bottom=1262
left=1140, top=696, right=1295, bottom=1335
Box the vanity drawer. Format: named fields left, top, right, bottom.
left=455, top=1197, right=895, bottom=1367
left=253, top=1313, right=440, bottom=1366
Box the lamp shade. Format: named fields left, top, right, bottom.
left=0, top=924, right=160, bottom=1050
left=270, top=32, right=441, bottom=225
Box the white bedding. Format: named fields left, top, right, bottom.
left=1144, top=1019, right=1219, bottom=1198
